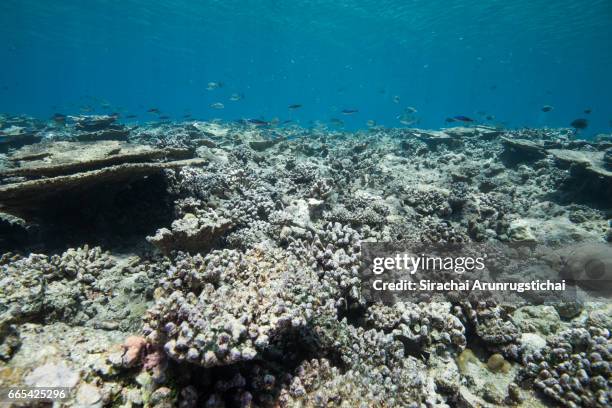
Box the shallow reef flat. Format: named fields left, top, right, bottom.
left=1, top=116, right=611, bottom=407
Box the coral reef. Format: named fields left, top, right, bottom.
left=522, top=316, right=612, bottom=407
left=0, top=120, right=611, bottom=407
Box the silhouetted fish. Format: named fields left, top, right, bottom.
left=288, top=104, right=302, bottom=109
left=182, top=114, right=192, bottom=118
left=341, top=109, right=358, bottom=115
left=159, top=115, right=170, bottom=120
left=570, top=118, right=588, bottom=130
left=453, top=116, right=474, bottom=122
left=445, top=117, right=457, bottom=123
left=125, top=114, right=138, bottom=119
left=147, top=108, right=160, bottom=114
left=541, top=105, right=554, bottom=112
left=584, top=109, right=592, bottom=114
left=51, top=113, right=66, bottom=124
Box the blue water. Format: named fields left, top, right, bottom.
left=1, top=0, right=611, bottom=134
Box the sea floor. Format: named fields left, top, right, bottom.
left=0, top=115, right=611, bottom=407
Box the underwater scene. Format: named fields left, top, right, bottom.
left=1, top=0, right=612, bottom=407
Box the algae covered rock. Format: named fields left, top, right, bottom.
left=548, top=148, right=612, bottom=202
left=508, top=219, right=537, bottom=242
left=0, top=125, right=41, bottom=151
left=147, top=211, right=233, bottom=255
left=70, top=114, right=118, bottom=131
left=0, top=140, right=204, bottom=218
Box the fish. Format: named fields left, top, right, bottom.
left=206, top=82, right=223, bottom=90
left=125, top=114, right=138, bottom=119
left=570, top=118, right=588, bottom=130
left=541, top=105, right=554, bottom=112
left=209, top=102, right=225, bottom=109
left=405, top=106, right=418, bottom=113
left=398, top=116, right=418, bottom=126
left=445, top=117, right=457, bottom=123
left=341, top=109, right=358, bottom=115
left=229, top=93, right=243, bottom=101
left=159, top=115, right=170, bottom=120
left=366, top=119, right=377, bottom=127
left=147, top=108, right=160, bottom=114
left=584, top=109, right=592, bottom=114
left=392, top=95, right=400, bottom=104
left=246, top=119, right=269, bottom=126
left=329, top=118, right=344, bottom=126
left=182, top=114, right=192, bottom=118
left=485, top=115, right=495, bottom=121
left=51, top=113, right=66, bottom=124
left=453, top=115, right=474, bottom=122
left=288, top=104, right=302, bottom=110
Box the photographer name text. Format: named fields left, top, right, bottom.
left=372, top=279, right=566, bottom=292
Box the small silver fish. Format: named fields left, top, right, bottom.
left=229, top=93, right=243, bottom=101
left=206, top=82, right=223, bottom=90
left=209, top=102, right=225, bottom=109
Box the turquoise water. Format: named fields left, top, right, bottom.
left=1, top=0, right=611, bottom=134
